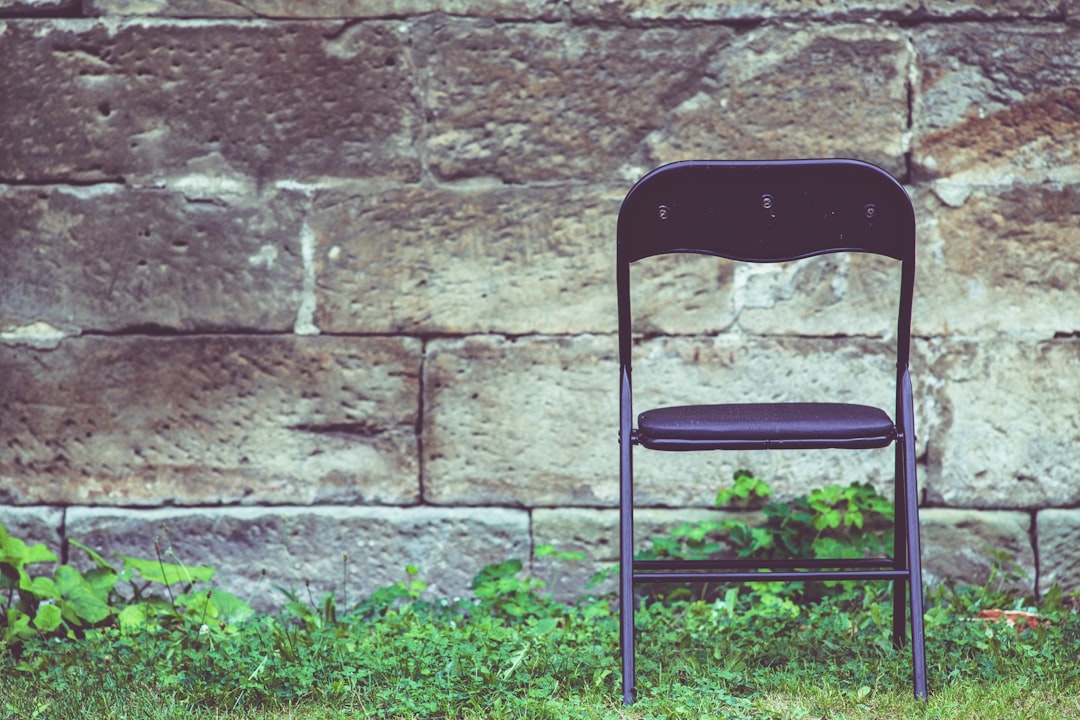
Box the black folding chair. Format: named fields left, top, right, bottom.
left=617, top=159, right=927, bottom=703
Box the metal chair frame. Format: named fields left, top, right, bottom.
left=617, top=159, right=927, bottom=703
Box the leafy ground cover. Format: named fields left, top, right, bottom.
left=4, top=475, right=1080, bottom=719
left=4, top=577, right=1079, bottom=719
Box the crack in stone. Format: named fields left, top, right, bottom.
left=288, top=421, right=385, bottom=438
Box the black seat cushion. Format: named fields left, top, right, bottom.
left=637, top=402, right=895, bottom=450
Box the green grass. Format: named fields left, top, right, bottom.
left=4, top=579, right=1080, bottom=720
left=5, top=492, right=1078, bottom=719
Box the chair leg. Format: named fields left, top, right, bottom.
left=891, top=442, right=908, bottom=649
left=903, top=443, right=928, bottom=699
left=619, top=523, right=635, bottom=705
left=899, top=378, right=928, bottom=699
left=892, top=578, right=908, bottom=649
left=908, top=567, right=928, bottom=700
left=619, top=435, right=636, bottom=705
left=620, top=568, right=635, bottom=705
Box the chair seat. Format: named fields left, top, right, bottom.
left=637, top=402, right=895, bottom=450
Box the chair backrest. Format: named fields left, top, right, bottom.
left=617, top=159, right=916, bottom=370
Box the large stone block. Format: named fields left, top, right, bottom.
left=310, top=184, right=620, bottom=335
left=308, top=183, right=735, bottom=335
left=306, top=178, right=924, bottom=341
left=423, top=334, right=618, bottom=507
left=416, top=19, right=737, bottom=184
left=923, top=338, right=1080, bottom=508
left=0, top=506, right=64, bottom=556
left=84, top=0, right=1058, bottom=19
left=913, top=184, right=1080, bottom=338
left=419, top=21, right=908, bottom=183
left=919, top=509, right=1035, bottom=593
left=911, top=24, right=1080, bottom=184
left=85, top=0, right=560, bottom=18
left=0, top=0, right=78, bottom=12
left=0, top=185, right=305, bottom=334
left=65, top=505, right=530, bottom=610
left=733, top=253, right=905, bottom=338
left=0, top=19, right=420, bottom=185
left=921, top=0, right=1063, bottom=17
left=533, top=506, right=750, bottom=563
left=535, top=507, right=1037, bottom=599
left=423, top=334, right=914, bottom=508
left=573, top=0, right=918, bottom=22
left=0, top=335, right=421, bottom=506
left=642, top=25, right=911, bottom=178
left=531, top=506, right=751, bottom=599
left=630, top=253, right=738, bottom=336
left=1037, top=509, right=1080, bottom=595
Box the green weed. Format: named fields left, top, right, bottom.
left=2, top=522, right=252, bottom=658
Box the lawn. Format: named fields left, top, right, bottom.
left=4, top=558, right=1080, bottom=719
left=4, top=477, right=1079, bottom=719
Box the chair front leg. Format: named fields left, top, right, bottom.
left=619, top=435, right=636, bottom=705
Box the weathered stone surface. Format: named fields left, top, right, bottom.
left=423, top=334, right=913, bottom=508
left=78, top=0, right=1061, bottom=20
left=0, top=506, right=63, bottom=556
left=311, top=184, right=619, bottom=334
left=417, top=19, right=736, bottom=184
left=920, top=509, right=1035, bottom=593
left=913, top=184, right=1080, bottom=338
left=1037, top=509, right=1080, bottom=594
left=923, top=339, right=1080, bottom=509
left=2, top=3, right=1074, bottom=610
left=532, top=506, right=750, bottom=562
left=85, top=0, right=560, bottom=18
left=66, top=505, right=530, bottom=609
left=0, top=20, right=420, bottom=184
left=0, top=335, right=421, bottom=506
left=419, top=21, right=908, bottom=183
left=573, top=0, right=918, bottom=22
left=0, top=185, right=305, bottom=334
left=423, top=334, right=617, bottom=507
left=734, top=253, right=905, bottom=338
left=631, top=254, right=739, bottom=336
left=308, top=183, right=735, bottom=335
left=0, top=0, right=78, bottom=12
left=912, top=24, right=1080, bottom=184
left=537, top=507, right=1040, bottom=599
left=643, top=25, right=911, bottom=178
left=921, top=0, right=1063, bottom=17
left=531, top=507, right=750, bottom=598
left=309, top=177, right=923, bottom=340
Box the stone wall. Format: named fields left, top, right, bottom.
left=2, top=0, right=1078, bottom=607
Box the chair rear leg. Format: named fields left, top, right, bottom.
left=899, top=397, right=928, bottom=699
left=903, top=446, right=928, bottom=699
left=892, top=441, right=908, bottom=649
left=908, top=561, right=928, bottom=700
